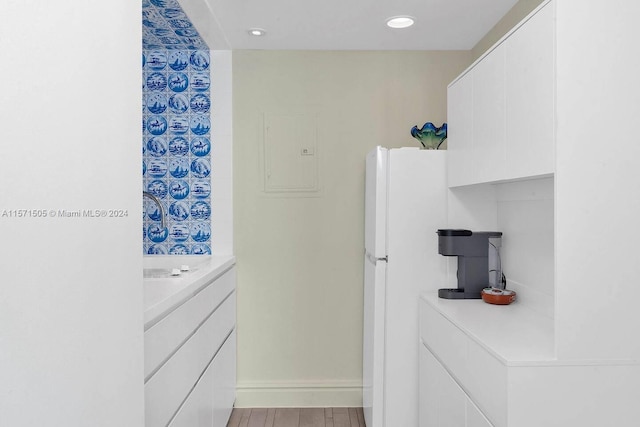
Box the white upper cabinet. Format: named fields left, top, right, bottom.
left=447, top=71, right=474, bottom=187
left=505, top=3, right=555, bottom=179
left=447, top=1, right=555, bottom=187
left=473, top=42, right=506, bottom=184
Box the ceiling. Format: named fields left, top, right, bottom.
left=179, top=0, right=520, bottom=51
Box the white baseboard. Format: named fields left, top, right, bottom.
left=234, top=380, right=363, bottom=408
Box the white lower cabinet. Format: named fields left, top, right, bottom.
left=169, top=331, right=236, bottom=427
left=169, top=347, right=217, bottom=427
left=419, top=294, right=640, bottom=427
left=212, top=330, right=236, bottom=427
left=145, top=267, right=237, bottom=427
left=465, top=397, right=492, bottom=427
left=420, top=343, right=493, bottom=427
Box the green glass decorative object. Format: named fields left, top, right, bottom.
left=411, top=122, right=447, bottom=149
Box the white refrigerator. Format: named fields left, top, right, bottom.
left=363, top=147, right=448, bottom=427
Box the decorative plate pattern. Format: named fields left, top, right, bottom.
left=191, top=180, right=211, bottom=198
left=168, top=136, right=189, bottom=156
left=169, top=224, right=190, bottom=242
left=146, top=136, right=167, bottom=157
left=168, top=72, right=189, bottom=92
left=168, top=94, right=189, bottom=114
left=190, top=222, right=211, bottom=242
left=190, top=137, right=211, bottom=157
left=190, top=114, right=210, bottom=135
left=168, top=180, right=190, bottom=199
left=147, top=180, right=168, bottom=198
left=190, top=201, right=211, bottom=220
left=142, top=0, right=212, bottom=255
left=168, top=116, right=190, bottom=134
left=147, top=93, right=168, bottom=114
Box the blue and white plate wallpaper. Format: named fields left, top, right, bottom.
left=143, top=0, right=212, bottom=255
left=143, top=0, right=208, bottom=50
left=168, top=94, right=189, bottom=114
left=168, top=137, right=189, bottom=156
left=191, top=137, right=211, bottom=157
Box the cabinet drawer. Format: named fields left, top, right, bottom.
left=168, top=347, right=216, bottom=427
left=420, top=343, right=496, bottom=427
left=419, top=343, right=466, bottom=427
left=145, top=291, right=236, bottom=427
left=466, top=396, right=494, bottom=427
left=168, top=331, right=236, bottom=427
left=212, top=330, right=236, bottom=427
left=465, top=339, right=507, bottom=427
left=145, top=267, right=236, bottom=379
left=419, top=299, right=467, bottom=382
left=420, top=298, right=507, bottom=427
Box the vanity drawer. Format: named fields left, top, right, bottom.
left=145, top=267, right=236, bottom=379
left=145, top=291, right=236, bottom=427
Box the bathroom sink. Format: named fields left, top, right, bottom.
left=143, top=268, right=181, bottom=279
left=143, top=256, right=208, bottom=280
left=143, top=255, right=236, bottom=326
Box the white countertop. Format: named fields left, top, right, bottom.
left=144, top=255, right=236, bottom=328
left=420, top=292, right=556, bottom=366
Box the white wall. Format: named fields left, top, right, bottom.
left=446, top=178, right=554, bottom=317
left=495, top=178, right=554, bottom=317
left=471, top=0, right=545, bottom=60
left=210, top=50, right=234, bottom=255
left=233, top=50, right=471, bottom=407
left=0, top=2, right=144, bottom=426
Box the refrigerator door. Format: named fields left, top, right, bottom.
left=365, top=146, right=388, bottom=259
left=363, top=254, right=386, bottom=427
left=384, top=149, right=448, bottom=427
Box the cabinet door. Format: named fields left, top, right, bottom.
left=472, top=43, right=507, bottom=184
left=505, top=2, right=555, bottom=179
left=419, top=343, right=466, bottom=427
left=447, top=71, right=474, bottom=187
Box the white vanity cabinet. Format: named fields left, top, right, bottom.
left=447, top=0, right=554, bottom=187
left=169, top=331, right=237, bottom=427
left=144, top=266, right=236, bottom=427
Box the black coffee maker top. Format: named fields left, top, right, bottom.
left=437, top=229, right=472, bottom=237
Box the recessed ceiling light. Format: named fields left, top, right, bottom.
left=386, top=16, right=415, bottom=29
left=248, top=28, right=266, bottom=36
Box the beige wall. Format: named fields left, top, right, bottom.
left=472, top=0, right=546, bottom=60
left=233, top=50, right=471, bottom=407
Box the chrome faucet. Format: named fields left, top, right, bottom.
left=143, top=191, right=166, bottom=229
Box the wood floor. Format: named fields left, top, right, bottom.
left=226, top=408, right=366, bottom=427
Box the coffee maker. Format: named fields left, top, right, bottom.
left=436, top=229, right=503, bottom=299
